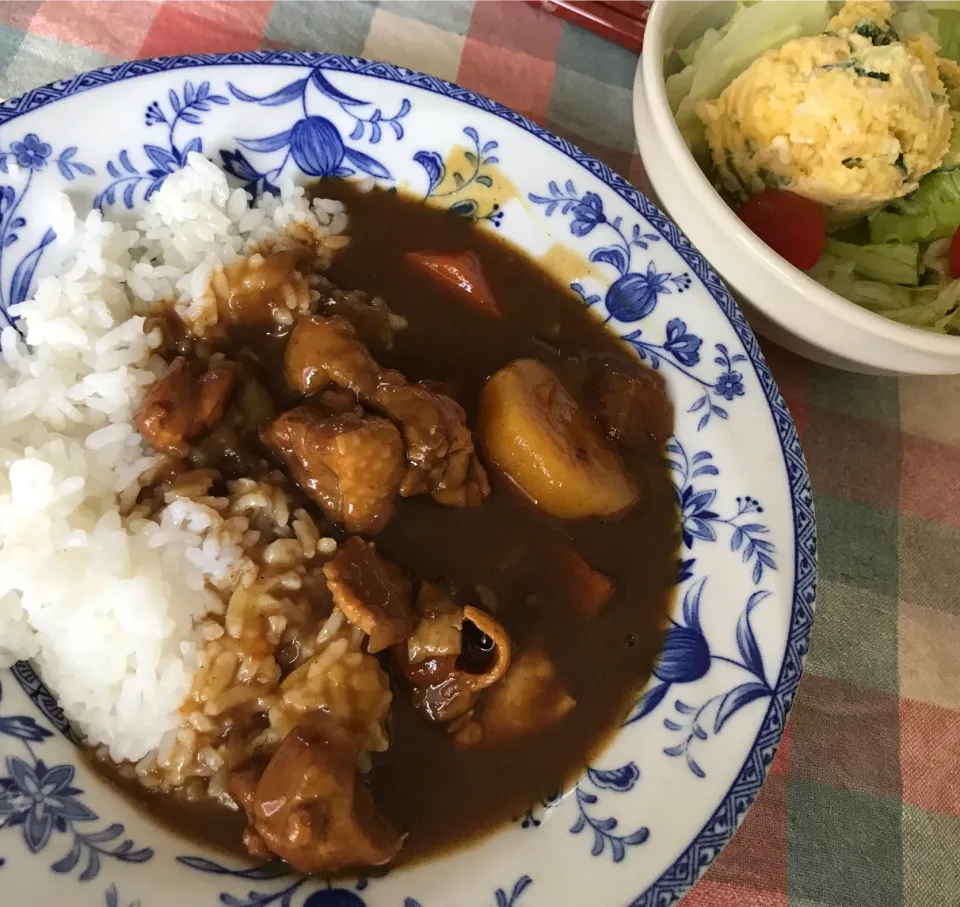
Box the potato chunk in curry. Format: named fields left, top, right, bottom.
left=479, top=359, right=638, bottom=519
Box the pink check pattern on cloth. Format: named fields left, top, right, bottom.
left=1, top=2, right=958, bottom=906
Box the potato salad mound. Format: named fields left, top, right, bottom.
left=698, top=1, right=952, bottom=216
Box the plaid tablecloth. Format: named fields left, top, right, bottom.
left=1, top=2, right=956, bottom=906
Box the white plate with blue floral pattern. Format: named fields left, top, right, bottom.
left=0, top=52, right=816, bottom=907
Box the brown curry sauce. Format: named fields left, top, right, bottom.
left=91, top=181, right=680, bottom=869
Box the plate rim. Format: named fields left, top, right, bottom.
left=0, top=50, right=818, bottom=907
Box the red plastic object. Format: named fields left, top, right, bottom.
left=526, top=0, right=652, bottom=53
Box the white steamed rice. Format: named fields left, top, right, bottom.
left=0, top=153, right=346, bottom=761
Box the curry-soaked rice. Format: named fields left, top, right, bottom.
left=94, top=469, right=391, bottom=807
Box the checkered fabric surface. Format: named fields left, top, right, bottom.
left=0, top=2, right=957, bottom=905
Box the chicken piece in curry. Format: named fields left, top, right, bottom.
left=94, top=181, right=679, bottom=874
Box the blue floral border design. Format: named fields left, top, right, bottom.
left=625, top=579, right=777, bottom=778
left=668, top=439, right=776, bottom=585
left=9, top=662, right=75, bottom=742
left=0, top=135, right=92, bottom=329
left=0, top=51, right=817, bottom=907
left=96, top=80, right=228, bottom=209
left=174, top=856, right=532, bottom=907
left=414, top=126, right=505, bottom=226
left=0, top=678, right=153, bottom=880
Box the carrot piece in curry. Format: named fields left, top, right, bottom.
left=558, top=543, right=615, bottom=618
left=405, top=251, right=501, bottom=316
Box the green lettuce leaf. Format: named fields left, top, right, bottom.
left=809, top=255, right=960, bottom=332
left=937, top=113, right=960, bottom=169
left=677, top=34, right=705, bottom=67
left=934, top=287, right=960, bottom=331
left=931, top=7, right=960, bottom=63
left=666, top=54, right=698, bottom=114
left=822, top=238, right=920, bottom=285
left=869, top=170, right=960, bottom=243
left=883, top=288, right=960, bottom=329
left=808, top=256, right=937, bottom=311
left=892, top=4, right=941, bottom=42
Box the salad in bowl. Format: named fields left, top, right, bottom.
left=668, top=0, right=960, bottom=336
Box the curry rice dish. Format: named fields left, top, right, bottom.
left=0, top=154, right=680, bottom=874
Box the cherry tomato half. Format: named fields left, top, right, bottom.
left=737, top=190, right=826, bottom=271
left=949, top=225, right=960, bottom=279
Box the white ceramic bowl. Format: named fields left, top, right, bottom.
left=635, top=0, right=960, bottom=375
